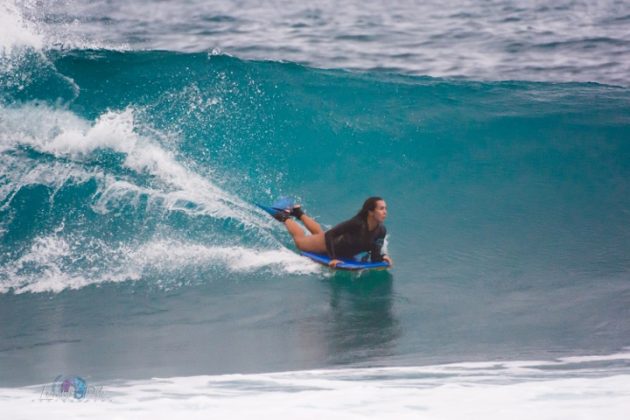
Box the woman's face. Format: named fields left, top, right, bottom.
left=369, top=200, right=387, bottom=223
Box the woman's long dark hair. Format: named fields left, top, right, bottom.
left=355, top=196, right=384, bottom=221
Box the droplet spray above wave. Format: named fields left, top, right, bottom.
left=1, top=104, right=265, bottom=224
left=0, top=1, right=43, bottom=52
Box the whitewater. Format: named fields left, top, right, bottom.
left=1, top=0, right=630, bottom=418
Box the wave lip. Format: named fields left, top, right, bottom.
left=3, top=0, right=630, bottom=85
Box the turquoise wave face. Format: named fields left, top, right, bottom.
left=1, top=50, right=630, bottom=294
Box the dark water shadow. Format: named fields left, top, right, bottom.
left=321, top=270, right=401, bottom=365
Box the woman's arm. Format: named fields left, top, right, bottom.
left=382, top=255, right=393, bottom=266
left=370, top=227, right=390, bottom=264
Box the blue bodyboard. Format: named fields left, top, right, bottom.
left=301, top=251, right=390, bottom=271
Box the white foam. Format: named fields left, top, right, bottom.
left=0, top=234, right=141, bottom=294
left=0, top=152, right=102, bottom=213
left=0, top=234, right=321, bottom=294
left=130, top=240, right=321, bottom=275
left=0, top=1, right=43, bottom=52
left=3, top=352, right=630, bottom=419
left=559, top=352, right=630, bottom=364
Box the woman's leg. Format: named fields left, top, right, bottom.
left=289, top=205, right=323, bottom=234
left=298, top=214, right=324, bottom=234
left=284, top=219, right=327, bottom=253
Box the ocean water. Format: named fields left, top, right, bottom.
left=1, top=0, right=630, bottom=417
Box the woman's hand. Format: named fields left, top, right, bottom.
left=382, top=255, right=393, bottom=267
left=328, top=259, right=342, bottom=268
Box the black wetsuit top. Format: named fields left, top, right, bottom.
left=324, top=216, right=387, bottom=262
